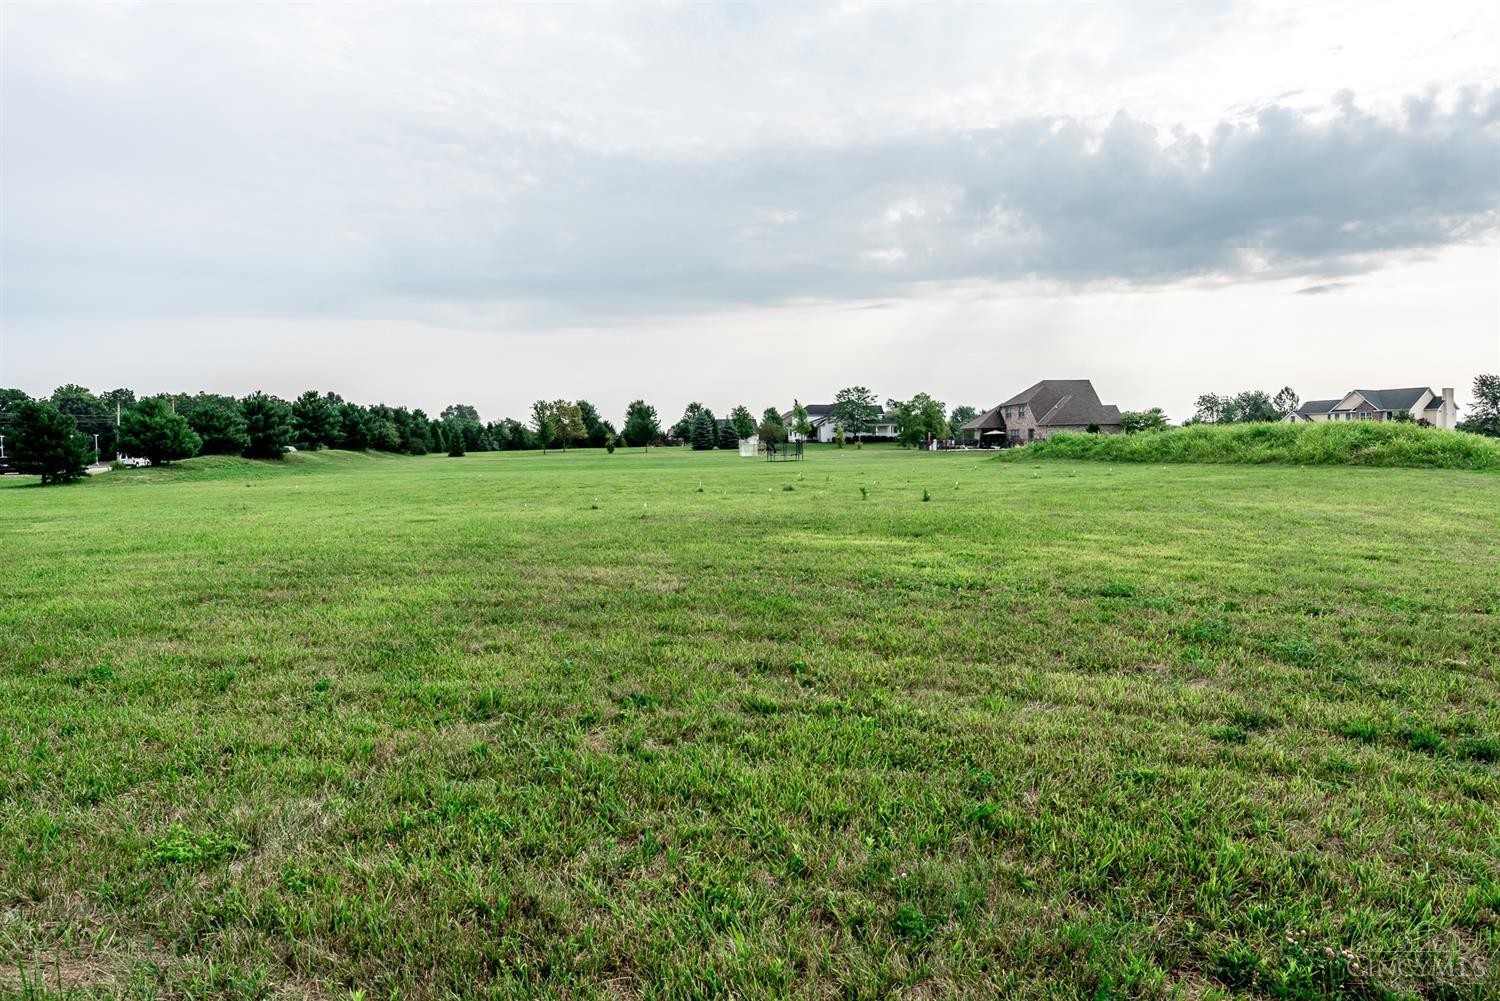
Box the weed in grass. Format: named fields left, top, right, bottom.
left=1230, top=709, right=1275, bottom=732
left=147, top=825, right=243, bottom=866
left=1456, top=734, right=1498, bottom=762
left=922, top=488, right=931, bottom=502
left=1336, top=718, right=1383, bottom=744
left=1267, top=635, right=1319, bottom=666
left=892, top=904, right=938, bottom=943
left=1399, top=723, right=1448, bottom=756
left=1181, top=618, right=1231, bottom=644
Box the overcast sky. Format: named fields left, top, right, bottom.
left=2, top=1, right=1497, bottom=425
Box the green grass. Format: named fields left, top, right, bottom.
left=1002, top=421, right=1500, bottom=469
left=2, top=446, right=1497, bottom=999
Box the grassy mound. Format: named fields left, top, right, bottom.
left=1001, top=421, right=1500, bottom=470
left=100, top=448, right=410, bottom=484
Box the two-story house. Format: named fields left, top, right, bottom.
left=961, top=379, right=1123, bottom=444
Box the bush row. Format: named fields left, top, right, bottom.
left=1001, top=421, right=1500, bottom=470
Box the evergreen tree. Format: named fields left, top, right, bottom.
left=448, top=428, right=466, bottom=456
left=240, top=393, right=294, bottom=459
left=186, top=401, right=249, bottom=455
left=337, top=403, right=372, bottom=450
left=691, top=411, right=716, bottom=450
left=1, top=387, right=32, bottom=455
left=622, top=400, right=661, bottom=449
left=292, top=390, right=340, bottom=449
left=577, top=400, right=613, bottom=447
left=672, top=402, right=709, bottom=440
left=717, top=421, right=739, bottom=449
left=119, top=397, right=201, bottom=464
left=10, top=399, right=90, bottom=484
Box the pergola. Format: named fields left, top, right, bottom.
left=959, top=405, right=1007, bottom=446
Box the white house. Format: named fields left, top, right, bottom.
left=1286, top=387, right=1456, bottom=429
left=783, top=404, right=898, bottom=443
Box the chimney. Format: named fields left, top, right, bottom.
left=1442, top=387, right=1455, bottom=429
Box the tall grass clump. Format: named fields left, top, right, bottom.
left=999, top=422, right=1500, bottom=470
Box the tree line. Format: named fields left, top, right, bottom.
left=6, top=376, right=1495, bottom=485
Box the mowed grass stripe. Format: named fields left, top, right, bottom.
left=1, top=447, right=1496, bottom=999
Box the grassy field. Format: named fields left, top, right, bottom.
left=2, top=446, right=1497, bottom=1000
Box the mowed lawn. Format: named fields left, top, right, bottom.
left=1, top=447, right=1496, bottom=1000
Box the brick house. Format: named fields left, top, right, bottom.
left=961, top=379, right=1123, bottom=444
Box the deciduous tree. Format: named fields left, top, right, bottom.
left=886, top=392, right=947, bottom=447
left=1457, top=374, right=1499, bottom=437
left=531, top=400, right=558, bottom=453
left=831, top=386, right=879, bottom=442
left=50, top=384, right=115, bottom=457
left=553, top=400, right=586, bottom=450
left=729, top=405, right=756, bottom=439
left=1120, top=408, right=1169, bottom=433
left=947, top=405, right=978, bottom=439
left=757, top=418, right=787, bottom=444
left=790, top=400, right=812, bottom=440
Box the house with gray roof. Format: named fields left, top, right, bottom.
left=780, top=403, right=898, bottom=443
left=961, top=379, right=1122, bottom=444
left=1284, top=387, right=1456, bottom=429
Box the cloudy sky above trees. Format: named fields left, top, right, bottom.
left=2, top=1, right=1496, bottom=423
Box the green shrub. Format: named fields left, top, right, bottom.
left=998, top=421, right=1500, bottom=470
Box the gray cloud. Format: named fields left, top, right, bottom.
left=6, top=87, right=1495, bottom=325
left=2, top=3, right=1496, bottom=328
